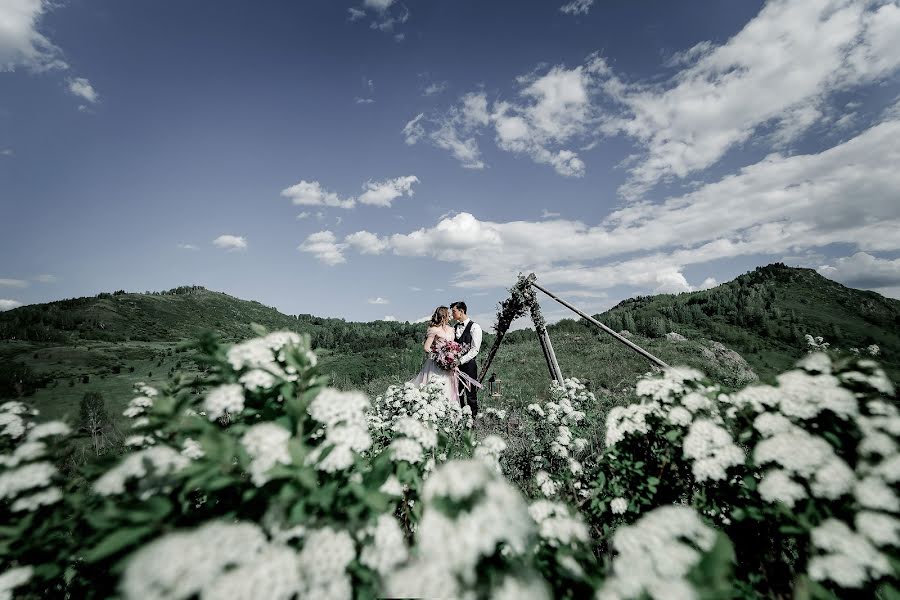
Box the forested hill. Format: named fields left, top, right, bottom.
left=557, top=263, right=900, bottom=380
left=0, top=285, right=422, bottom=351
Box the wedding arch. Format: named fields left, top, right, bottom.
left=478, top=273, right=670, bottom=384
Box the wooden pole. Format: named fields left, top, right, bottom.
left=538, top=327, right=564, bottom=382
left=530, top=281, right=670, bottom=369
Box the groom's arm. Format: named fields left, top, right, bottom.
left=459, top=323, right=483, bottom=365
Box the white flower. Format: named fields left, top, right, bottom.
left=667, top=406, right=693, bottom=427
left=797, top=352, right=831, bottom=374
left=754, top=429, right=831, bottom=477
left=93, top=447, right=189, bottom=496
left=600, top=505, right=715, bottom=600
left=682, top=420, right=744, bottom=482
left=681, top=392, right=712, bottom=413
left=866, top=344, right=880, bottom=356
left=808, top=519, right=890, bottom=588
left=181, top=438, right=205, bottom=460
left=605, top=402, right=661, bottom=446
left=360, top=514, right=408, bottom=576
left=493, top=576, right=552, bottom=600
left=855, top=511, right=900, bottom=547
left=610, top=497, right=628, bottom=514
left=392, top=417, right=438, bottom=449
left=572, top=437, right=588, bottom=453
left=239, top=369, right=278, bottom=391
left=203, top=384, right=245, bottom=421
left=125, top=435, right=156, bottom=448
left=379, top=475, right=404, bottom=496
left=0, top=401, right=28, bottom=414
left=528, top=500, right=589, bottom=548
left=854, top=477, right=899, bottom=512
left=0, top=461, right=57, bottom=500
left=308, top=388, right=369, bottom=428
left=474, top=435, right=507, bottom=472
left=0, top=566, right=33, bottom=599
left=810, top=457, right=855, bottom=500
left=775, top=371, right=856, bottom=420
left=753, top=412, right=793, bottom=437
left=730, top=385, right=782, bottom=413
left=758, top=470, right=806, bottom=508
left=527, top=403, right=545, bottom=417
left=121, top=521, right=269, bottom=600
left=241, top=423, right=292, bottom=486
left=0, top=441, right=45, bottom=467
left=298, top=527, right=355, bottom=585
left=535, top=470, right=558, bottom=497
left=389, top=438, right=424, bottom=464
left=0, top=413, right=25, bottom=439
left=11, top=486, right=62, bottom=512
left=28, top=421, right=72, bottom=442
left=423, top=459, right=493, bottom=502
left=201, top=544, right=302, bottom=600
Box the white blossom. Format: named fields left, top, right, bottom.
left=855, top=511, right=900, bottom=547
left=808, top=519, right=890, bottom=588
left=0, top=566, right=33, bottom=599
left=181, top=438, right=205, bottom=460
left=26, top=420, right=70, bottom=440
left=11, top=486, right=62, bottom=512
left=854, top=477, right=899, bottom=512
left=360, top=514, right=408, bottom=576
left=0, top=413, right=25, bottom=439
left=389, top=438, right=424, bottom=464
left=392, top=417, right=437, bottom=450
left=682, top=420, right=744, bottom=482
left=535, top=470, right=558, bottom=497
left=379, top=475, right=404, bottom=496
left=239, top=369, right=278, bottom=392
left=203, top=384, right=245, bottom=421
left=241, top=423, right=292, bottom=486
left=308, top=388, right=369, bottom=428
left=0, top=461, right=57, bottom=500
left=529, top=500, right=589, bottom=548
left=752, top=412, right=793, bottom=437
left=610, top=497, right=628, bottom=514
left=758, top=470, right=807, bottom=508
left=667, top=406, right=693, bottom=427
left=94, top=446, right=189, bottom=496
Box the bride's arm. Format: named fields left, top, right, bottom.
left=423, top=327, right=436, bottom=353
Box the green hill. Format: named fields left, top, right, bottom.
left=1, top=264, right=897, bottom=428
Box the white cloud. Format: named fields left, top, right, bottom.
left=817, top=252, right=900, bottom=289
left=600, top=0, right=900, bottom=199
left=34, top=274, right=55, bottom=283
left=0, top=299, right=22, bottom=311
left=282, top=175, right=418, bottom=210
left=423, top=81, right=448, bottom=96
left=699, top=277, right=718, bottom=290
left=296, top=211, right=311, bottom=220
left=1, top=149, right=12, bottom=156
left=0, top=278, right=29, bottom=288
left=364, top=0, right=395, bottom=10
left=347, top=7, right=365, bottom=21
left=345, top=231, right=389, bottom=255
left=368, top=297, right=390, bottom=305
left=381, top=315, right=397, bottom=321
left=212, top=235, right=247, bottom=251
left=406, top=59, right=607, bottom=176
left=541, top=209, right=560, bottom=218
left=67, top=77, right=98, bottom=103
left=298, top=231, right=346, bottom=265
left=345, top=114, right=900, bottom=296
left=358, top=175, right=419, bottom=207
left=0, top=0, right=67, bottom=72
left=409, top=286, right=422, bottom=292
left=560, top=0, right=594, bottom=15
left=177, top=243, right=199, bottom=251
left=281, top=180, right=356, bottom=209
left=350, top=0, right=409, bottom=36
left=355, top=97, right=375, bottom=104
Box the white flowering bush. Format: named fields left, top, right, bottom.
left=0, top=329, right=609, bottom=599
left=590, top=353, right=900, bottom=598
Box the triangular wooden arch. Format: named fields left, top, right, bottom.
left=478, top=273, right=669, bottom=384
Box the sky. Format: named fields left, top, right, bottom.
left=2, top=0, right=900, bottom=329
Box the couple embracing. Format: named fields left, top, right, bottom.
left=409, top=301, right=483, bottom=417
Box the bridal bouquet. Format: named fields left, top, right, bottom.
left=431, top=339, right=470, bottom=371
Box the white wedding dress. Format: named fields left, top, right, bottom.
left=408, top=325, right=458, bottom=407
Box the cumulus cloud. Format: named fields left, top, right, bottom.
left=0, top=299, right=23, bottom=311
left=177, top=243, right=199, bottom=251
left=358, top=175, right=419, bottom=207
left=541, top=209, right=561, bottom=218
left=405, top=58, right=607, bottom=176
left=0, top=278, right=29, bottom=288
left=600, top=0, right=900, bottom=199
left=281, top=175, right=419, bottom=210
left=0, top=0, right=67, bottom=72
left=344, top=114, right=900, bottom=295
left=67, top=77, right=98, bottom=103
left=560, top=0, right=594, bottom=16
left=368, top=297, right=390, bottom=304
left=281, top=180, right=356, bottom=209
left=298, top=231, right=346, bottom=265
left=381, top=315, right=397, bottom=321
left=817, top=252, right=900, bottom=289
left=345, top=231, right=389, bottom=254
left=212, top=235, right=247, bottom=251
left=349, top=0, right=409, bottom=37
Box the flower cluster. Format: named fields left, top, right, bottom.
left=430, top=338, right=470, bottom=371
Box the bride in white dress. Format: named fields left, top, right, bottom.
left=408, top=305, right=459, bottom=407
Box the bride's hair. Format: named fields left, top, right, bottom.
left=429, top=306, right=449, bottom=327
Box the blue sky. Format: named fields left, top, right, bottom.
left=2, top=0, right=900, bottom=328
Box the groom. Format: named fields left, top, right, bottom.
left=450, top=301, right=482, bottom=418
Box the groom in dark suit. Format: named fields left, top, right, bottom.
left=450, top=301, right=482, bottom=418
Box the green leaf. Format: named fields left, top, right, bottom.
left=84, top=525, right=156, bottom=562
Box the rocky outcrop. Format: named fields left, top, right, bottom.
left=665, top=332, right=687, bottom=342
left=701, top=341, right=759, bottom=386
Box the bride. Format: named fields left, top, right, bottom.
left=408, top=305, right=459, bottom=407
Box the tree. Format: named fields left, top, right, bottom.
left=78, top=391, right=120, bottom=455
